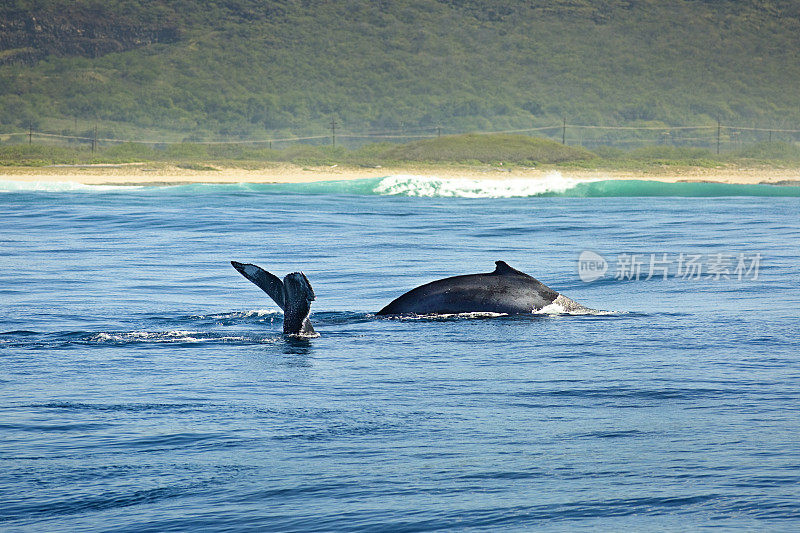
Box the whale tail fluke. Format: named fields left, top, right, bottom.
left=230, top=261, right=315, bottom=336
left=231, top=261, right=285, bottom=309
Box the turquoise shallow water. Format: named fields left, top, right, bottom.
left=1, top=176, right=799, bottom=531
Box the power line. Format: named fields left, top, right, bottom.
left=567, top=124, right=717, bottom=131
left=11, top=121, right=800, bottom=147
left=27, top=132, right=332, bottom=144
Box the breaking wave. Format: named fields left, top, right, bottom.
left=2, top=173, right=798, bottom=197
left=371, top=172, right=586, bottom=197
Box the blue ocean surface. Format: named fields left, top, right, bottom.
left=1, top=175, right=799, bottom=531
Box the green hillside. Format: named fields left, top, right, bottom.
left=2, top=0, right=800, bottom=143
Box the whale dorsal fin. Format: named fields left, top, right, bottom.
left=493, top=260, right=528, bottom=276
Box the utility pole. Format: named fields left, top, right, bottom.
left=330, top=119, right=337, bottom=147
left=716, top=119, right=721, bottom=155
left=25, top=74, right=33, bottom=145
left=562, top=117, right=567, bottom=145
left=92, top=124, right=97, bottom=153
left=437, top=126, right=441, bottom=138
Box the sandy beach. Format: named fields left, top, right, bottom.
left=1, top=162, right=800, bottom=186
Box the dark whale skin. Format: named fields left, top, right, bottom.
left=376, top=261, right=560, bottom=316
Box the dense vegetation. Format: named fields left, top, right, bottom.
left=3, top=134, right=800, bottom=170
left=2, top=0, right=800, bottom=144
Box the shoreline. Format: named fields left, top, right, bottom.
left=1, top=162, right=800, bottom=186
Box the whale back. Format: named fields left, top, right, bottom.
left=376, top=261, right=559, bottom=315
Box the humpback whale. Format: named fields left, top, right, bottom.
left=231, top=260, right=586, bottom=335
left=377, top=261, right=585, bottom=315
left=231, top=261, right=316, bottom=336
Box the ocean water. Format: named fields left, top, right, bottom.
left=2, top=174, right=799, bottom=531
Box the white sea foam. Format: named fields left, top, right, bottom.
left=392, top=311, right=509, bottom=320
left=90, top=330, right=255, bottom=344
left=195, top=309, right=280, bottom=320
left=91, top=330, right=202, bottom=343
left=533, top=295, right=614, bottom=316
left=372, top=171, right=591, bottom=198
left=534, top=302, right=579, bottom=315
left=0, top=179, right=138, bottom=192
left=245, top=309, right=280, bottom=317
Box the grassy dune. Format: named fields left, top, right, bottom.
left=2, top=135, right=800, bottom=173
left=382, top=134, right=594, bottom=164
